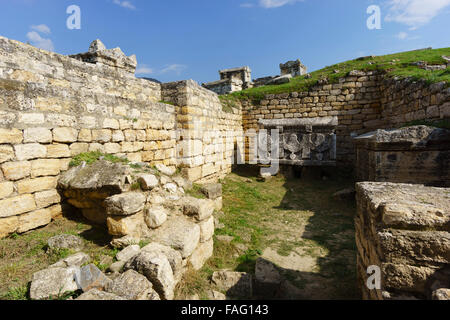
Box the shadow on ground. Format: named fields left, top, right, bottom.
left=228, top=165, right=359, bottom=300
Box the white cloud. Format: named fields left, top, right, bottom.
left=385, top=0, right=450, bottom=29
left=26, top=31, right=54, bottom=51
left=135, top=64, right=154, bottom=75
left=259, top=0, right=303, bottom=8
left=31, top=24, right=51, bottom=34
left=396, top=31, right=408, bottom=39
left=160, top=64, right=187, bottom=75
left=113, top=0, right=136, bottom=10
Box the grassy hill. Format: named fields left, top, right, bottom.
left=226, top=47, right=450, bottom=103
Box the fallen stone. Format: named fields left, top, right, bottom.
left=138, top=174, right=159, bottom=190
left=105, top=192, right=146, bottom=216
left=125, top=251, right=175, bottom=300
left=183, top=197, right=214, bottom=221
left=200, top=183, right=222, bottom=200
left=76, top=289, right=125, bottom=300
left=155, top=164, right=176, bottom=176
left=50, top=252, right=91, bottom=268
left=199, top=216, right=215, bottom=243
left=110, top=235, right=140, bottom=249
left=145, top=206, right=168, bottom=229
left=75, top=264, right=112, bottom=292
left=141, top=243, right=183, bottom=281
left=47, top=234, right=84, bottom=252
left=211, top=270, right=253, bottom=299
left=116, top=244, right=141, bottom=262
left=106, top=270, right=160, bottom=300
left=109, top=261, right=126, bottom=273
left=268, top=74, right=292, bottom=85
left=163, top=183, right=178, bottom=194
left=30, top=267, right=79, bottom=300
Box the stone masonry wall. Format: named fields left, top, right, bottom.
left=162, top=80, right=243, bottom=182
left=356, top=182, right=450, bottom=300
left=241, top=71, right=449, bottom=167
left=0, top=37, right=177, bottom=238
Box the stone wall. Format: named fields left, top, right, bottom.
left=241, top=71, right=449, bottom=167
left=355, top=126, right=450, bottom=187
left=355, top=182, right=450, bottom=300
left=0, top=36, right=241, bottom=238
left=162, top=80, right=243, bottom=182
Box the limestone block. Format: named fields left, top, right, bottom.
left=141, top=243, right=183, bottom=281
left=138, top=174, right=159, bottom=190
left=104, top=143, right=121, bottom=154
left=105, top=270, right=159, bottom=300
left=70, top=143, right=89, bottom=156
left=105, top=192, right=146, bottom=216
left=1, top=161, right=31, bottom=180
left=0, top=146, right=15, bottom=164
left=0, top=181, right=14, bottom=199
left=23, top=128, right=52, bottom=143
left=31, top=159, right=60, bottom=178
left=0, top=216, right=19, bottom=238
left=107, top=212, right=144, bottom=237
left=34, top=189, right=61, bottom=209
left=17, top=207, right=52, bottom=233
left=17, top=176, right=57, bottom=194
left=189, top=238, right=213, bottom=270
left=92, top=129, right=112, bottom=143
left=103, top=118, right=120, bottom=130
left=0, top=128, right=23, bottom=144
left=0, top=194, right=36, bottom=218
left=144, top=206, right=168, bottom=229
left=78, top=129, right=92, bottom=142
left=116, top=245, right=141, bottom=262
left=30, top=267, right=79, bottom=300
left=14, top=144, right=47, bottom=161
left=53, top=127, right=78, bottom=143
left=199, top=216, right=215, bottom=243
left=48, top=204, right=63, bottom=219
left=112, top=130, right=125, bottom=142
left=183, top=196, right=214, bottom=221
left=46, top=144, right=70, bottom=158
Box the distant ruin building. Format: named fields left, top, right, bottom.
left=280, top=59, right=307, bottom=77
left=202, top=66, right=253, bottom=95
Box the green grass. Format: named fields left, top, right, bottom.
left=69, top=151, right=131, bottom=167
left=185, top=183, right=207, bottom=199
left=176, top=168, right=359, bottom=299
left=228, top=47, right=450, bottom=103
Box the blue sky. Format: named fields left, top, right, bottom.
left=0, top=0, right=449, bottom=83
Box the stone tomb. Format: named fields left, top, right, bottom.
left=258, top=117, right=337, bottom=166
left=354, top=125, right=450, bottom=187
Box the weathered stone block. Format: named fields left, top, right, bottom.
left=31, top=159, right=60, bottom=178
left=0, top=194, right=36, bottom=218
left=0, top=181, right=14, bottom=199
left=107, top=212, right=144, bottom=237
left=17, top=208, right=52, bottom=233
left=199, top=216, right=214, bottom=243
left=1, top=161, right=31, bottom=180
left=0, top=216, right=18, bottom=238
left=14, top=144, right=47, bottom=161
left=0, top=145, right=15, bottom=164
left=53, top=127, right=78, bottom=143
left=46, top=144, right=70, bottom=158
left=17, top=176, right=57, bottom=194
left=189, top=238, right=213, bottom=270
left=23, top=128, right=52, bottom=143
left=0, top=128, right=23, bottom=144
left=183, top=196, right=214, bottom=221
left=105, top=192, right=146, bottom=216
left=34, top=189, right=61, bottom=209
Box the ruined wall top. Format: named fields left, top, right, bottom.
left=69, top=39, right=137, bottom=74
left=280, top=59, right=307, bottom=77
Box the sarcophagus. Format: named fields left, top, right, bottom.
left=258, top=117, right=338, bottom=166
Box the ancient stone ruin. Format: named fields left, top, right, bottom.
left=0, top=35, right=449, bottom=300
